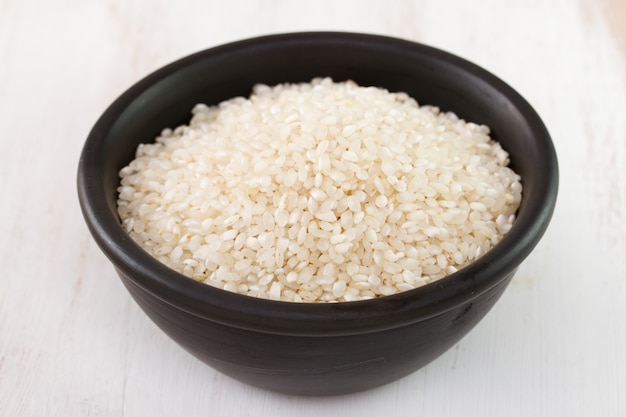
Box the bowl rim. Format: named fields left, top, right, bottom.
left=77, top=31, right=558, bottom=336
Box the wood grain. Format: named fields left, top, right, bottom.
left=1, top=0, right=625, bottom=416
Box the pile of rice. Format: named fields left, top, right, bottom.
left=117, top=77, right=522, bottom=303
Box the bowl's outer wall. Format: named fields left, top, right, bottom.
left=78, top=33, right=558, bottom=395
left=118, top=267, right=516, bottom=396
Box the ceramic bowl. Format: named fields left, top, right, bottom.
left=77, top=32, right=558, bottom=396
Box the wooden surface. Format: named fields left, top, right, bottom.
left=1, top=0, right=625, bottom=415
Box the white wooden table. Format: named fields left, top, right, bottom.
left=2, top=0, right=625, bottom=415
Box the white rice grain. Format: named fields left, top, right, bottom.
left=117, top=77, right=522, bottom=303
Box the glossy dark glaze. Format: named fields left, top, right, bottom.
left=77, top=32, right=558, bottom=395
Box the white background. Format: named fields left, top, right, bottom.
left=1, top=0, right=625, bottom=415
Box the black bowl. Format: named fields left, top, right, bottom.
left=77, top=32, right=558, bottom=396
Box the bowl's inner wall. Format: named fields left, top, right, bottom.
left=102, top=36, right=546, bottom=222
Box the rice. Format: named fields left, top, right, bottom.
left=117, top=77, right=522, bottom=303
